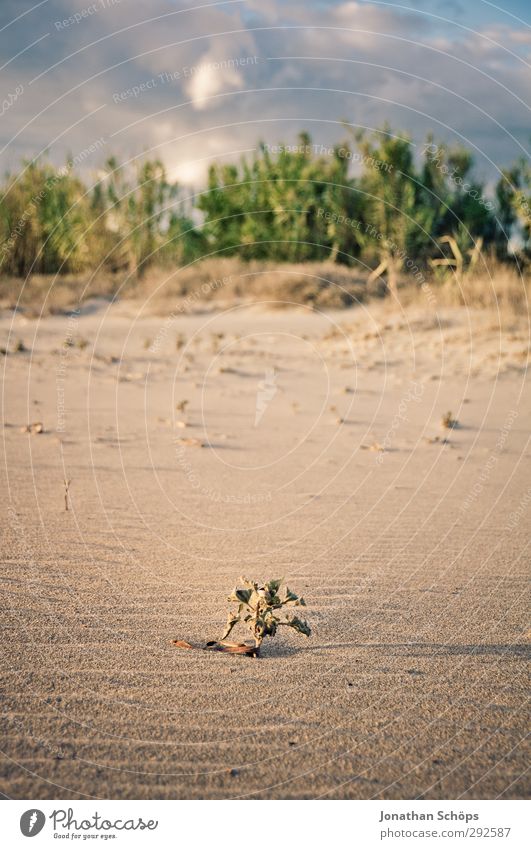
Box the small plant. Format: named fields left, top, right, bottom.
left=441, top=411, right=459, bottom=429
left=221, top=577, right=311, bottom=651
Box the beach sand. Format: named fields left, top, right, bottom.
left=1, top=296, right=529, bottom=799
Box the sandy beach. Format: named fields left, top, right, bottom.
left=1, top=296, right=529, bottom=799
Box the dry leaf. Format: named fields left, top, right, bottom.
left=172, top=638, right=259, bottom=657
left=174, top=437, right=205, bottom=447
left=21, top=422, right=44, bottom=434
left=172, top=639, right=194, bottom=650
left=205, top=640, right=259, bottom=657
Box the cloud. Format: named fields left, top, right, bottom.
left=185, top=58, right=244, bottom=110
left=0, top=0, right=529, bottom=186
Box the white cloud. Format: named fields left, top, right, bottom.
left=184, top=57, right=244, bottom=110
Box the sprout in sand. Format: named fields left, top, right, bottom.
left=222, top=577, right=311, bottom=650
left=441, top=411, right=459, bottom=429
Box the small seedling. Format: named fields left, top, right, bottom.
left=176, top=399, right=189, bottom=413
left=425, top=435, right=450, bottom=445
left=64, top=478, right=71, bottom=511
left=221, top=577, right=311, bottom=651
left=441, top=411, right=459, bottom=429
left=15, top=339, right=27, bottom=353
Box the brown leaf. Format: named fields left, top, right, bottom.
left=173, top=437, right=205, bottom=447
left=172, top=638, right=259, bottom=657
left=172, top=639, right=194, bottom=650
left=205, top=640, right=259, bottom=657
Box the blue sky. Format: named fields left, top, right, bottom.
left=0, top=0, right=529, bottom=188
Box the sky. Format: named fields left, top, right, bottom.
left=0, top=0, right=530, bottom=189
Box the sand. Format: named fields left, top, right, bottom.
left=1, top=295, right=529, bottom=799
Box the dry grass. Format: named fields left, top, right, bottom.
left=1, top=258, right=529, bottom=318
left=138, top=259, right=379, bottom=312
left=399, top=262, right=530, bottom=319
left=0, top=270, right=125, bottom=316
left=0, top=259, right=382, bottom=315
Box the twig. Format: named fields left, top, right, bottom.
left=64, top=478, right=71, bottom=511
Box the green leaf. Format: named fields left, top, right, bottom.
left=267, top=594, right=282, bottom=607
left=236, top=588, right=253, bottom=604
left=287, top=616, right=311, bottom=637
left=284, top=587, right=299, bottom=603
left=265, top=578, right=283, bottom=595
left=228, top=588, right=252, bottom=605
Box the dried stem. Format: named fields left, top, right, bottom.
left=64, top=479, right=71, bottom=511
